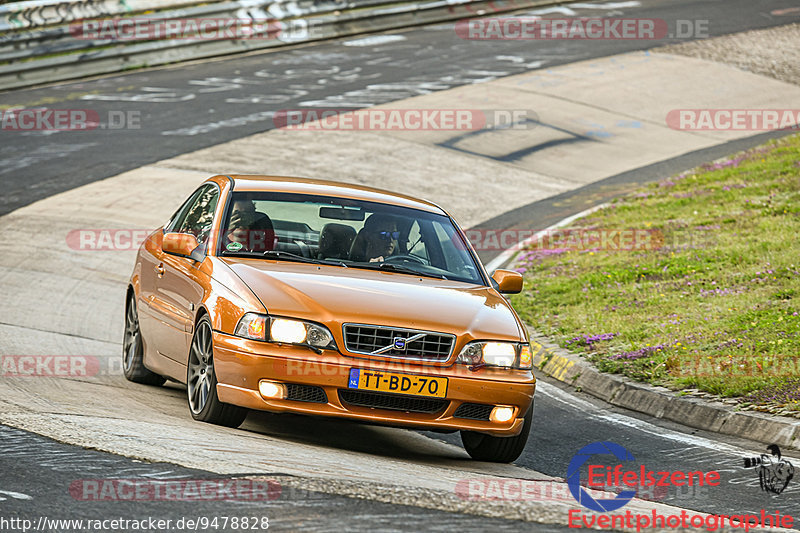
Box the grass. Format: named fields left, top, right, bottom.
left=510, top=134, right=800, bottom=415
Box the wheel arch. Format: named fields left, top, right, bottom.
left=195, top=305, right=210, bottom=327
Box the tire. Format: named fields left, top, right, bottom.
left=460, top=401, right=533, bottom=463
left=123, top=295, right=166, bottom=386
left=187, top=316, right=248, bottom=428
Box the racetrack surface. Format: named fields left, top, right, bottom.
left=3, top=157, right=799, bottom=528
left=2, top=0, right=800, bottom=216
left=3, top=0, right=800, bottom=530
left=0, top=426, right=575, bottom=533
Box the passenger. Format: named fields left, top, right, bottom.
left=349, top=214, right=398, bottom=262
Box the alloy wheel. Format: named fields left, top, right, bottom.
left=188, top=320, right=213, bottom=414
left=123, top=299, right=140, bottom=373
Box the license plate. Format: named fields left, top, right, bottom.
left=348, top=369, right=448, bottom=398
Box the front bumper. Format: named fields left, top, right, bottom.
left=213, top=332, right=535, bottom=437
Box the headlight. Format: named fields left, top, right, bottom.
left=305, top=323, right=334, bottom=347
left=482, top=342, right=516, bottom=366
left=234, top=314, right=335, bottom=350
left=271, top=318, right=307, bottom=344
left=457, top=341, right=532, bottom=369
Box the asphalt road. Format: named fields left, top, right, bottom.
left=2, top=0, right=800, bottom=216
left=0, top=424, right=576, bottom=533
left=3, top=0, right=800, bottom=530
left=3, top=374, right=798, bottom=531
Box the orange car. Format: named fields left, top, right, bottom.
left=125, top=175, right=535, bottom=462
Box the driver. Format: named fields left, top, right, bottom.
left=225, top=198, right=275, bottom=252
left=349, top=214, right=398, bottom=262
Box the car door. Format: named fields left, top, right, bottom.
left=148, top=184, right=219, bottom=362
left=138, top=187, right=203, bottom=359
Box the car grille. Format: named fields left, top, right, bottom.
left=285, top=384, right=328, bottom=403
left=338, top=389, right=448, bottom=414
left=453, top=403, right=494, bottom=421
left=343, top=324, right=455, bottom=361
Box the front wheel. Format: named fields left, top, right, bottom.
left=460, top=402, right=533, bottom=463
left=187, top=316, right=248, bottom=428
left=123, top=295, right=165, bottom=386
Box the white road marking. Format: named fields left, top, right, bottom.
left=520, top=1, right=640, bottom=17
left=569, top=2, right=641, bottom=9
left=81, top=87, right=195, bottom=103
left=0, top=143, right=98, bottom=176
left=161, top=111, right=275, bottom=136
left=525, top=6, right=578, bottom=16
left=0, top=490, right=32, bottom=501
left=495, top=55, right=525, bottom=63
left=343, top=35, right=407, bottom=47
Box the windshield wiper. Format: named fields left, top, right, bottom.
left=262, top=250, right=347, bottom=267
left=355, top=262, right=447, bottom=280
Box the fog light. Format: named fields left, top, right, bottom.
left=490, top=405, right=515, bottom=423
left=259, top=380, right=286, bottom=400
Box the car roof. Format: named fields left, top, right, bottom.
left=223, top=175, right=447, bottom=215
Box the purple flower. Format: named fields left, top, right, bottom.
left=611, top=344, right=667, bottom=361
left=705, top=157, right=743, bottom=171
left=522, top=248, right=570, bottom=260
left=565, top=332, right=618, bottom=347
left=700, top=286, right=747, bottom=297
left=740, top=378, right=800, bottom=405
left=722, top=183, right=746, bottom=191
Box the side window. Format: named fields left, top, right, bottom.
left=406, top=220, right=429, bottom=262
left=165, top=187, right=204, bottom=233
left=174, top=185, right=219, bottom=245
left=433, top=221, right=476, bottom=277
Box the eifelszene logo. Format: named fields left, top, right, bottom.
left=567, top=441, right=721, bottom=512
left=568, top=441, right=637, bottom=512
left=567, top=442, right=795, bottom=531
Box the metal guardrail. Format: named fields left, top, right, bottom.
left=0, top=0, right=203, bottom=32
left=0, top=0, right=366, bottom=62
left=0, top=0, right=561, bottom=91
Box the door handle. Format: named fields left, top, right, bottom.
left=155, top=263, right=165, bottom=277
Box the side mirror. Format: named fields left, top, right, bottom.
left=491, top=269, right=523, bottom=294
left=162, top=233, right=203, bottom=261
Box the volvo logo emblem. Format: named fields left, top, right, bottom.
left=370, top=332, right=426, bottom=355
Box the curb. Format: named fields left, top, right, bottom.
left=526, top=326, right=800, bottom=452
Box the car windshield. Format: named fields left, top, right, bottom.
left=218, top=191, right=484, bottom=285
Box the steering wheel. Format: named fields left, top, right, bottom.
left=384, top=254, right=427, bottom=265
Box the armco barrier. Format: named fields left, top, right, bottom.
left=0, top=0, right=564, bottom=91
left=0, top=0, right=202, bottom=32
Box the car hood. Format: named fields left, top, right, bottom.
left=222, top=258, right=524, bottom=342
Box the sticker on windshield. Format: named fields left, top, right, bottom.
left=226, top=241, right=243, bottom=252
